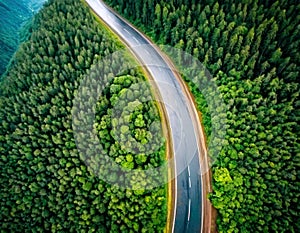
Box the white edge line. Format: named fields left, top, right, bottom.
left=170, top=125, right=177, bottom=233
left=187, top=165, right=190, bottom=177
left=188, top=199, right=191, bottom=221
left=188, top=177, right=192, bottom=188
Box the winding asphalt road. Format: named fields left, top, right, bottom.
left=86, top=0, right=204, bottom=232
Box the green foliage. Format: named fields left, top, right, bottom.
left=95, top=73, right=165, bottom=171
left=0, top=0, right=46, bottom=76
left=104, top=0, right=300, bottom=232
left=0, top=0, right=167, bottom=232
left=214, top=168, right=232, bottom=184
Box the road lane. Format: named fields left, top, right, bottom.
left=86, top=1, right=204, bottom=232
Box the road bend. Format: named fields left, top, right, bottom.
left=86, top=0, right=206, bottom=232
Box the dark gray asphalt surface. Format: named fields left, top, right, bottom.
left=86, top=1, right=203, bottom=232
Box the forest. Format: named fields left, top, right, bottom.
left=0, top=0, right=46, bottom=76
left=103, top=0, right=300, bottom=232
left=0, top=0, right=167, bottom=232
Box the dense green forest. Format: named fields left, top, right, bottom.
left=0, top=0, right=167, bottom=232
left=104, top=0, right=300, bottom=232
left=0, top=0, right=46, bottom=76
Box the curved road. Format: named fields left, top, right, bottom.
left=86, top=0, right=205, bottom=232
